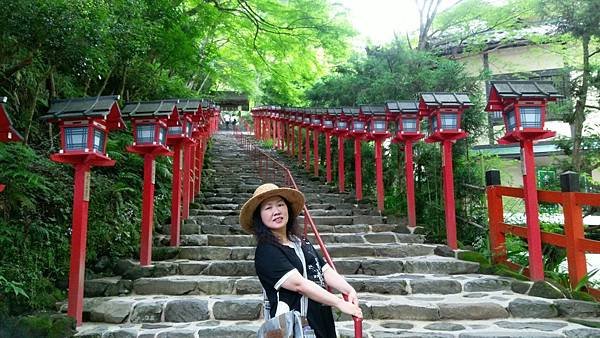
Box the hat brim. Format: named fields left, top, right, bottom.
left=239, top=187, right=305, bottom=234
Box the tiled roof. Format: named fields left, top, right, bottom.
left=41, top=95, right=120, bottom=120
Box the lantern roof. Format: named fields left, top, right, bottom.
left=122, top=100, right=178, bottom=119
left=359, top=105, right=386, bottom=116
left=419, top=92, right=472, bottom=109
left=342, top=107, right=360, bottom=116
left=327, top=108, right=342, bottom=115
left=489, top=80, right=562, bottom=101
left=386, top=101, right=419, bottom=114
left=41, top=95, right=125, bottom=130
left=178, top=99, right=202, bottom=114
left=0, top=97, right=24, bottom=142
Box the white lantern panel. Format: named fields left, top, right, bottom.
left=440, top=113, right=458, bottom=130
left=168, top=126, right=183, bottom=135
left=402, top=119, right=417, bottom=132
left=136, top=124, right=155, bottom=144
left=93, top=128, right=105, bottom=152
left=430, top=116, right=438, bottom=132
left=519, top=106, right=542, bottom=128
left=373, top=120, right=386, bottom=131
left=187, top=121, right=193, bottom=137
left=65, top=127, right=88, bottom=150
left=506, top=108, right=517, bottom=131
left=159, top=127, right=167, bottom=144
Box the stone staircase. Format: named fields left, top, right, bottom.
left=74, top=131, right=600, bottom=338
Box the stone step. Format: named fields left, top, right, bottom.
left=175, top=221, right=415, bottom=236
left=75, top=320, right=261, bottom=337
left=336, top=319, right=600, bottom=338
left=154, top=232, right=425, bottom=247
left=174, top=243, right=436, bottom=261
left=298, top=215, right=385, bottom=225
left=85, top=274, right=531, bottom=298
left=115, top=256, right=479, bottom=279
left=71, top=292, right=600, bottom=326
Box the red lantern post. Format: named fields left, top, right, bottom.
left=419, top=92, right=471, bottom=249
left=361, top=105, right=390, bottom=212
left=123, top=101, right=175, bottom=266
left=332, top=108, right=350, bottom=192
left=302, top=109, right=312, bottom=171
left=41, top=96, right=125, bottom=325
left=310, top=108, right=323, bottom=177
left=166, top=100, right=197, bottom=246
left=346, top=107, right=367, bottom=201
left=0, top=97, right=24, bottom=192
left=386, top=101, right=424, bottom=227
left=486, top=80, right=561, bottom=280
left=289, top=108, right=298, bottom=156
left=322, top=109, right=336, bottom=183
left=297, top=109, right=306, bottom=163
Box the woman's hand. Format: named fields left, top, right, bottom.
left=336, top=298, right=363, bottom=318
left=345, top=288, right=359, bottom=305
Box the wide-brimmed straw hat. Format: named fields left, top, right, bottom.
left=239, top=183, right=305, bottom=234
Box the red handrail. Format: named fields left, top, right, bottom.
left=486, top=184, right=600, bottom=299
left=234, top=131, right=363, bottom=338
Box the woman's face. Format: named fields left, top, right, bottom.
left=259, top=196, right=289, bottom=232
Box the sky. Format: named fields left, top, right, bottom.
left=335, top=0, right=506, bottom=48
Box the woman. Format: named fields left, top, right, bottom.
left=239, top=183, right=362, bottom=338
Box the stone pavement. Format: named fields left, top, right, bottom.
left=74, top=132, right=600, bottom=337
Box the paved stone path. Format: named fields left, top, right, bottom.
left=74, top=131, right=600, bottom=337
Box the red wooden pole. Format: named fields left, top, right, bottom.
left=405, top=141, right=416, bottom=227
left=170, top=143, right=183, bottom=246
left=182, top=143, right=192, bottom=219
left=189, top=143, right=197, bottom=202
left=338, top=135, right=345, bottom=192
left=325, top=133, right=332, bottom=183
left=298, top=127, right=303, bottom=162
left=313, top=130, right=319, bottom=177
left=290, top=125, right=296, bottom=157
left=67, top=163, right=91, bottom=325
left=140, top=154, right=156, bottom=266
left=354, top=138, right=362, bottom=201
left=442, top=140, right=457, bottom=249
left=375, top=138, right=384, bottom=212
left=521, top=139, right=545, bottom=280
left=305, top=129, right=310, bottom=171
left=563, top=192, right=587, bottom=288
left=486, top=185, right=507, bottom=264
left=195, top=139, right=203, bottom=194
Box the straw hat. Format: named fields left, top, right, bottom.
left=239, top=183, right=305, bottom=234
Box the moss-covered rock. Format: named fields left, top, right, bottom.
left=528, top=280, right=566, bottom=299
left=493, top=265, right=529, bottom=281
left=457, top=250, right=489, bottom=265
left=511, top=280, right=532, bottom=294
left=0, top=313, right=76, bottom=338
left=152, top=247, right=180, bottom=261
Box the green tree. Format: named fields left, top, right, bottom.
left=539, top=0, right=600, bottom=172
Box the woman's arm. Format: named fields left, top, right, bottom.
left=323, top=267, right=359, bottom=305
left=281, top=270, right=362, bottom=318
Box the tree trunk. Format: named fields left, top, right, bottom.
left=119, top=65, right=128, bottom=99
left=571, top=34, right=590, bottom=172
left=416, top=0, right=442, bottom=50
left=96, top=68, right=113, bottom=97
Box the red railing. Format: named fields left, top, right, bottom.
left=486, top=171, right=600, bottom=299
left=234, top=130, right=363, bottom=338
